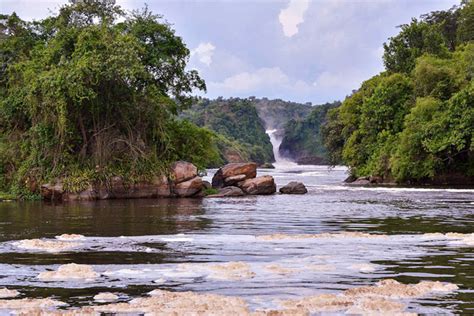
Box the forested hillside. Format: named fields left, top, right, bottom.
left=183, top=98, right=275, bottom=165
left=0, top=1, right=221, bottom=197
left=280, top=102, right=340, bottom=164
left=251, top=97, right=312, bottom=130
left=323, top=1, right=474, bottom=184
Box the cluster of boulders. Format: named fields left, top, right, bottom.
left=209, top=163, right=276, bottom=197
left=41, top=161, right=308, bottom=201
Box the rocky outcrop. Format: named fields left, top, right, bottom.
left=42, top=176, right=173, bottom=201
left=211, top=163, right=257, bottom=188
left=348, top=176, right=385, bottom=186
left=237, top=176, right=276, bottom=195
left=207, top=186, right=245, bottom=198
left=41, top=161, right=204, bottom=201
left=350, top=177, right=371, bottom=185
left=41, top=161, right=291, bottom=201
left=279, top=181, right=308, bottom=194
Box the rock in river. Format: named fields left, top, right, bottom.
left=207, top=186, right=245, bottom=197
left=279, top=181, right=308, bottom=194
left=174, top=176, right=203, bottom=197
left=238, top=176, right=276, bottom=195
left=212, top=163, right=257, bottom=188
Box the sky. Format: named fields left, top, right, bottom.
left=1, top=0, right=460, bottom=104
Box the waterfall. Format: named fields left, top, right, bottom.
left=266, top=129, right=297, bottom=168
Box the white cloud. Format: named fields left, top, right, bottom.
left=209, top=67, right=289, bottom=93
left=279, top=0, right=310, bottom=37
left=207, top=67, right=316, bottom=101
left=191, top=42, right=216, bottom=67
left=312, top=69, right=374, bottom=95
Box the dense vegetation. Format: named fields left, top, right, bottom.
left=323, top=1, right=474, bottom=184
left=183, top=98, right=274, bottom=165
left=250, top=97, right=312, bottom=130
left=280, top=102, right=340, bottom=164
left=0, top=0, right=221, bottom=197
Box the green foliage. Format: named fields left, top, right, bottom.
left=0, top=1, right=215, bottom=197
left=391, top=97, right=444, bottom=180
left=166, top=120, right=222, bottom=170
left=458, top=0, right=474, bottom=43
left=383, top=19, right=449, bottom=73
left=203, top=188, right=219, bottom=196
left=413, top=55, right=461, bottom=100
left=340, top=74, right=414, bottom=177
left=280, top=102, right=340, bottom=163
left=183, top=98, right=274, bottom=165
left=323, top=2, right=474, bottom=183
left=321, top=107, right=344, bottom=165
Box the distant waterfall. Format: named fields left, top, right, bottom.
left=266, top=129, right=297, bottom=167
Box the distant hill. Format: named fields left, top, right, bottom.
left=250, top=97, right=313, bottom=130
left=280, top=101, right=341, bottom=164
left=182, top=98, right=274, bottom=165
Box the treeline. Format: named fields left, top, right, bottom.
left=323, top=1, right=474, bottom=184
left=182, top=98, right=274, bottom=165
left=280, top=101, right=340, bottom=164
left=0, top=1, right=220, bottom=196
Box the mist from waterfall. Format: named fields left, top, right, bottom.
left=266, top=129, right=297, bottom=168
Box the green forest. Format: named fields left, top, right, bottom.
left=183, top=98, right=274, bottom=165
left=280, top=102, right=340, bottom=164
left=323, top=1, right=474, bottom=184
left=0, top=1, right=221, bottom=197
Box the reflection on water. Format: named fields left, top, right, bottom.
left=0, top=198, right=208, bottom=241
left=0, top=165, right=473, bottom=314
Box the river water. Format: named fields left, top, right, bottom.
left=0, top=165, right=473, bottom=314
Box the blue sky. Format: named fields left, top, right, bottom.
left=1, top=0, right=460, bottom=104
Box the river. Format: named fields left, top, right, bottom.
left=0, top=165, right=473, bottom=314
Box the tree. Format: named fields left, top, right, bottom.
left=458, top=0, right=474, bottom=43
left=383, top=19, right=448, bottom=73
left=0, top=0, right=215, bottom=195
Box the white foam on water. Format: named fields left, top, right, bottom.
left=315, top=184, right=474, bottom=193
left=161, top=237, right=194, bottom=242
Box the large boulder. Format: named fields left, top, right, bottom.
left=279, top=181, right=308, bottom=194
left=238, top=175, right=276, bottom=195
left=174, top=176, right=203, bottom=197
left=41, top=182, right=65, bottom=201
left=224, top=174, right=247, bottom=186
left=207, top=186, right=245, bottom=198
left=171, top=161, right=198, bottom=183
left=212, top=163, right=257, bottom=188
